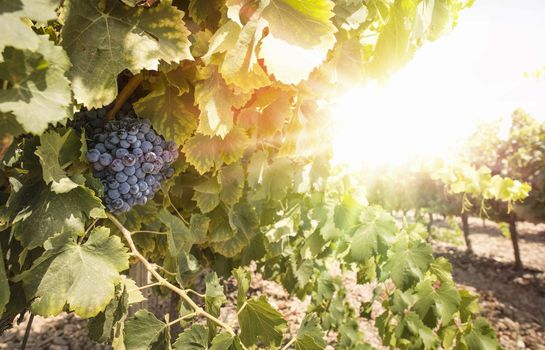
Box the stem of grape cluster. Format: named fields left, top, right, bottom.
left=107, top=213, right=236, bottom=337
left=106, top=73, right=144, bottom=121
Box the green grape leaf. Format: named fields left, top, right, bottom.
left=463, top=318, right=500, bottom=350
left=173, top=324, right=209, bottom=350
left=190, top=214, right=210, bottom=244
left=238, top=296, right=287, bottom=347
left=183, top=128, right=250, bottom=174
left=195, top=66, right=251, bottom=137
left=0, top=0, right=61, bottom=53
left=158, top=208, right=194, bottom=255
left=413, top=279, right=461, bottom=326
left=294, top=314, right=326, bottom=350
left=188, top=0, right=222, bottom=26
left=349, top=208, right=398, bottom=262
left=205, top=272, right=227, bottom=336
left=218, top=163, right=244, bottom=207
left=369, top=0, right=417, bottom=78
left=8, top=180, right=105, bottom=249
left=402, top=311, right=439, bottom=349
left=233, top=267, right=250, bottom=309
left=121, top=275, right=146, bottom=305
left=61, top=0, right=193, bottom=107
left=210, top=333, right=244, bottom=350
left=35, top=130, right=79, bottom=193
left=88, top=282, right=129, bottom=344
left=134, top=72, right=197, bottom=146
left=0, top=242, right=9, bottom=314
left=259, top=0, right=337, bottom=84
left=216, top=19, right=271, bottom=93
left=207, top=207, right=235, bottom=243
left=383, top=236, right=433, bottom=290
left=249, top=156, right=294, bottom=201
left=333, top=0, right=368, bottom=30
left=258, top=92, right=291, bottom=138
left=193, top=178, right=221, bottom=214
left=0, top=36, right=71, bottom=135
left=210, top=202, right=259, bottom=256
left=15, top=227, right=129, bottom=318
left=124, top=309, right=171, bottom=350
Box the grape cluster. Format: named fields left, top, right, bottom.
left=76, top=106, right=178, bottom=213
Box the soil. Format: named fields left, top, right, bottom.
left=1, top=217, right=544, bottom=349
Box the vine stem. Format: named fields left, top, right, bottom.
left=106, top=73, right=144, bottom=121
left=107, top=213, right=236, bottom=337
left=280, top=337, right=296, bottom=350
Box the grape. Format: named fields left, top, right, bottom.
left=124, top=165, right=136, bottom=176
left=141, top=141, right=153, bottom=153
left=86, top=149, right=100, bottom=163
left=127, top=175, right=138, bottom=185
left=99, top=153, right=113, bottom=166
left=144, top=152, right=157, bottom=162
left=78, top=105, right=178, bottom=213
left=142, top=162, right=154, bottom=174
left=119, top=140, right=131, bottom=148
left=115, top=172, right=128, bottom=183
left=137, top=181, right=148, bottom=192
left=108, top=189, right=121, bottom=199
left=130, top=184, right=139, bottom=194
left=115, top=148, right=129, bottom=159
left=122, top=154, right=136, bottom=166
left=95, top=143, right=107, bottom=154
left=135, top=168, right=146, bottom=179
left=110, top=159, right=124, bottom=172
left=119, top=182, right=130, bottom=195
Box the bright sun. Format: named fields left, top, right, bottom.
left=329, top=0, right=545, bottom=169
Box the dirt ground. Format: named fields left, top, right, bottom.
left=1, top=217, right=544, bottom=349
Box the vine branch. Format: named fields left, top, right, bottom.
left=107, top=213, right=236, bottom=337
left=106, top=73, right=144, bottom=121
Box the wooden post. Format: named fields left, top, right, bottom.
left=129, top=262, right=149, bottom=316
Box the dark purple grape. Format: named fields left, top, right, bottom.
left=137, top=181, right=148, bottom=192
left=132, top=140, right=141, bottom=148
left=144, top=152, right=157, bottom=162
left=93, top=162, right=105, bottom=171
left=133, top=148, right=143, bottom=157
left=112, top=198, right=124, bottom=210
left=95, top=143, right=107, bottom=153
left=126, top=135, right=137, bottom=143
left=104, top=140, right=115, bottom=150
left=124, top=165, right=136, bottom=176
left=115, top=172, right=128, bottom=183
left=119, top=140, right=130, bottom=149
left=145, top=175, right=156, bottom=185
left=111, top=159, right=124, bottom=172
left=164, top=167, right=175, bottom=178
left=117, top=130, right=128, bottom=139
left=109, top=135, right=120, bottom=144
left=86, top=149, right=100, bottom=163
left=141, top=141, right=153, bottom=153
left=145, top=131, right=156, bottom=142
left=122, top=154, right=136, bottom=166
left=142, top=162, right=154, bottom=174
left=119, top=182, right=130, bottom=195
left=152, top=146, right=163, bottom=154
left=152, top=137, right=162, bottom=146
left=127, top=175, right=138, bottom=185
left=137, top=132, right=145, bottom=140
left=99, top=153, right=113, bottom=166
left=95, top=133, right=107, bottom=143
left=108, top=189, right=121, bottom=199
left=122, top=193, right=132, bottom=200
left=129, top=184, right=139, bottom=194
left=135, top=168, right=146, bottom=179
left=108, top=179, right=119, bottom=189
left=115, top=148, right=129, bottom=159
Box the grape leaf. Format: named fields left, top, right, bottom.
left=413, top=279, right=461, bottom=326
left=193, top=178, right=221, bottom=214
left=210, top=333, right=244, bottom=350
left=61, top=0, right=193, bottom=107
left=402, top=311, right=439, bottom=350
left=158, top=208, right=194, bottom=254
left=349, top=209, right=398, bottom=262
left=88, top=282, right=129, bottom=344
left=0, top=242, right=9, bottom=314
left=333, top=0, right=368, bottom=30
left=134, top=72, right=197, bottom=146
left=124, top=309, right=171, bottom=350
left=383, top=236, right=434, bottom=290
left=258, top=0, right=337, bottom=84
left=218, top=163, right=244, bottom=207
left=233, top=267, right=250, bottom=309
left=0, top=36, right=71, bottom=135
left=463, top=318, right=501, bottom=350
left=0, top=0, right=61, bottom=53
left=35, top=130, right=79, bottom=193
left=195, top=66, right=251, bottom=137
left=205, top=272, right=227, bottom=337
left=238, top=296, right=287, bottom=347
left=249, top=156, right=294, bottom=201
left=190, top=214, right=210, bottom=245
left=183, top=128, right=250, bottom=174
left=8, top=180, right=106, bottom=249
left=15, top=227, right=129, bottom=318
left=294, top=314, right=326, bottom=350
left=173, top=324, right=209, bottom=350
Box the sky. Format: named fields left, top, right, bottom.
left=331, top=0, right=545, bottom=167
